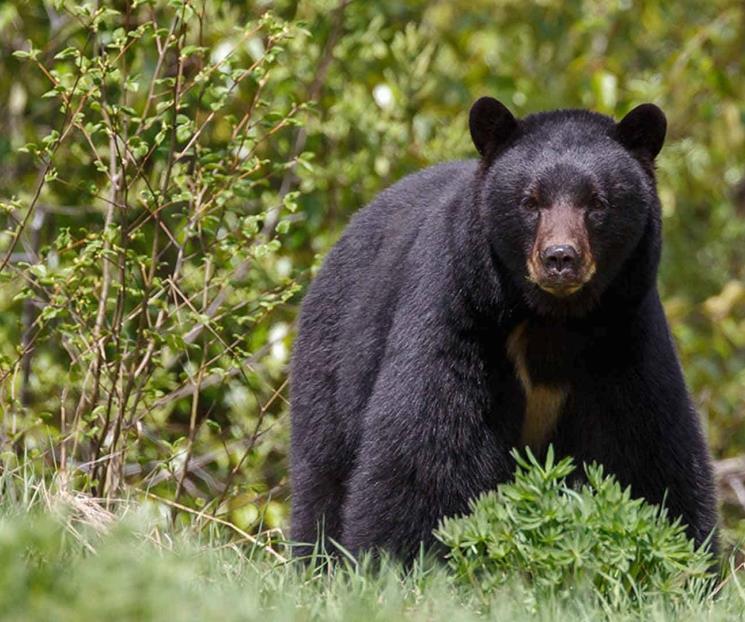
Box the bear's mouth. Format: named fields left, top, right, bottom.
left=537, top=281, right=584, bottom=298
left=527, top=261, right=596, bottom=299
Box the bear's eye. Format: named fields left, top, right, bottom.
left=521, top=195, right=540, bottom=211
left=589, top=194, right=608, bottom=211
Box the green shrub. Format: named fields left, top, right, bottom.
left=435, top=448, right=715, bottom=606
left=0, top=0, right=307, bottom=526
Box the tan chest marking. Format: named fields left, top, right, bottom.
left=506, top=322, right=567, bottom=452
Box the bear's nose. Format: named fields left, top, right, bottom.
left=541, top=245, right=580, bottom=276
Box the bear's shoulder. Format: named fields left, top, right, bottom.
left=335, top=159, right=478, bottom=263
left=363, top=159, right=478, bottom=218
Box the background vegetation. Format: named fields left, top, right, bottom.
left=0, top=1, right=744, bottom=617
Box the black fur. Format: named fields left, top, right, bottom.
left=290, top=100, right=719, bottom=561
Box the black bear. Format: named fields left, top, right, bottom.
left=290, top=97, right=718, bottom=561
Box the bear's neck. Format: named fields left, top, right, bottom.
left=595, top=203, right=662, bottom=319
left=445, top=184, right=513, bottom=323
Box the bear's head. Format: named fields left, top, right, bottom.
left=470, top=97, right=666, bottom=317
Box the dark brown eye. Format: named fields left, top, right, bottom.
left=521, top=195, right=540, bottom=210
left=589, top=194, right=608, bottom=211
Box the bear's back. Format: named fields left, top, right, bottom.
left=306, top=159, right=477, bottom=324
left=292, top=159, right=478, bottom=445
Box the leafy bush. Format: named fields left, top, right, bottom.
left=0, top=0, right=307, bottom=527
left=435, top=448, right=715, bottom=606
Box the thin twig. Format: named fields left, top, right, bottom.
left=142, top=490, right=287, bottom=563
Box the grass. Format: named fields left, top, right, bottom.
left=2, top=469, right=745, bottom=621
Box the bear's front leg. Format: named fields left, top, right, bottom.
left=555, top=316, right=719, bottom=552
left=573, top=413, right=719, bottom=554
left=339, top=384, right=515, bottom=561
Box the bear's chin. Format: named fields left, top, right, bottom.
left=524, top=283, right=601, bottom=319
left=537, top=283, right=584, bottom=298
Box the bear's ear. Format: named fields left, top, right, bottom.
left=469, top=97, right=518, bottom=158
left=615, top=103, right=667, bottom=160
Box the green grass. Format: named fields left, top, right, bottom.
left=2, top=463, right=744, bottom=621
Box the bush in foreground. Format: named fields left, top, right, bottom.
left=435, top=448, right=716, bottom=607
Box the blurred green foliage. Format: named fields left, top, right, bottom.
left=0, top=0, right=743, bottom=532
